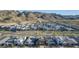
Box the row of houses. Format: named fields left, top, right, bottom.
left=0, top=36, right=79, bottom=47
left=0, top=22, right=75, bottom=32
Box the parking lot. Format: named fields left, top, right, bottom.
left=0, top=22, right=78, bottom=32
left=0, top=35, right=79, bottom=48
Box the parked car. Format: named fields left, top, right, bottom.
left=24, top=36, right=39, bottom=47
left=4, top=39, right=14, bottom=47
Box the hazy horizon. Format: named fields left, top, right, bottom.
left=30, top=10, right=79, bottom=15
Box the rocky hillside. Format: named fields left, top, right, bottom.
left=0, top=10, right=79, bottom=24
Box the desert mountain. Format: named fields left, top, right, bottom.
left=0, top=10, right=79, bottom=24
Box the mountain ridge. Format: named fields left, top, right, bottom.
left=0, top=10, right=79, bottom=24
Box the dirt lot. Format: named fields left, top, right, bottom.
left=0, top=31, right=79, bottom=38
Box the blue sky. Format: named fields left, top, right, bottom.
left=31, top=10, right=79, bottom=15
